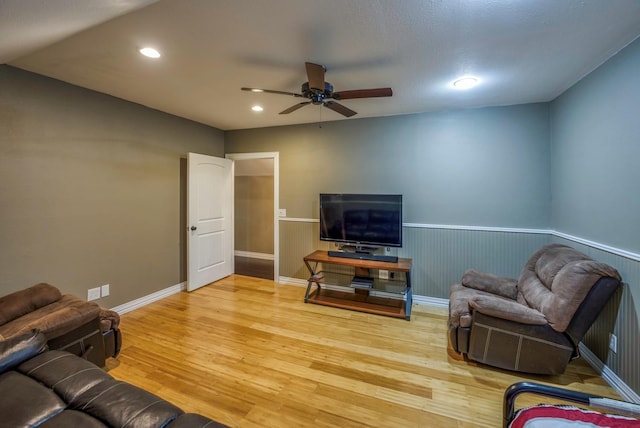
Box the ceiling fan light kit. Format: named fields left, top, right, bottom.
left=241, top=62, right=393, bottom=118
left=139, top=47, right=161, bottom=58
left=453, top=76, right=479, bottom=89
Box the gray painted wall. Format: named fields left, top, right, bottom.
left=550, top=37, right=640, bottom=395
left=0, top=65, right=224, bottom=307
left=550, top=37, right=640, bottom=255
left=225, top=103, right=551, bottom=227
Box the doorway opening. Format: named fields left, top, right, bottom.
left=226, top=152, right=279, bottom=281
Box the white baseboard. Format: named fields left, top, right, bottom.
left=578, top=343, right=640, bottom=404
left=234, top=251, right=275, bottom=261
left=110, top=282, right=186, bottom=315
left=413, top=295, right=449, bottom=308
left=278, top=276, right=307, bottom=287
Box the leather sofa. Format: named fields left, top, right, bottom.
left=0, top=283, right=121, bottom=367
left=0, top=330, right=226, bottom=427
left=449, top=244, right=621, bottom=375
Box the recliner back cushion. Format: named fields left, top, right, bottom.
left=0, top=284, right=62, bottom=326
left=517, top=244, right=620, bottom=332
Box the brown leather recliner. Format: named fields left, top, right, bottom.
left=0, top=283, right=121, bottom=367
left=448, top=244, right=621, bottom=375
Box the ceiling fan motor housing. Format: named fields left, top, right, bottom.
left=302, top=81, right=334, bottom=104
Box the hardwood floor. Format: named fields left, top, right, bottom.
left=108, top=275, right=620, bottom=427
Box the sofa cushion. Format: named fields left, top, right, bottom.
left=0, top=283, right=62, bottom=326
left=0, top=329, right=48, bottom=373
left=72, top=380, right=185, bottom=428
left=0, top=295, right=100, bottom=340
left=18, top=351, right=112, bottom=403
left=0, top=371, right=66, bottom=427
left=38, top=410, right=108, bottom=428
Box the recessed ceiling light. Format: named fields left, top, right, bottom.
left=453, top=77, right=478, bottom=89
left=251, top=105, right=264, bottom=112
left=250, top=89, right=264, bottom=93
left=139, top=47, right=161, bottom=58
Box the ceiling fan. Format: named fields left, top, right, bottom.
left=241, top=62, right=392, bottom=117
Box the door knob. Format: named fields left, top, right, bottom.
left=190, top=226, right=197, bottom=231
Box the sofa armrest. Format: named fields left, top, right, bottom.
left=469, top=295, right=547, bottom=325
left=0, top=329, right=48, bottom=373
left=462, top=269, right=518, bottom=300
left=99, top=308, right=120, bottom=332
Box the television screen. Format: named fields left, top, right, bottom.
left=319, top=194, right=402, bottom=247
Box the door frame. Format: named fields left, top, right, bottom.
left=225, top=152, right=280, bottom=281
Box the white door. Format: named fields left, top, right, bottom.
left=187, top=153, right=233, bottom=291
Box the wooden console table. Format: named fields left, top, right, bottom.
left=303, top=250, right=413, bottom=320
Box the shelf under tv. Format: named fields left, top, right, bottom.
left=303, top=250, right=413, bottom=320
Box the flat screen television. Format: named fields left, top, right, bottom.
left=319, top=193, right=403, bottom=249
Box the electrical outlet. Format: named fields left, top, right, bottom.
left=379, top=269, right=389, bottom=280
left=101, top=284, right=110, bottom=297
left=87, top=287, right=101, bottom=301
left=609, top=333, right=617, bottom=353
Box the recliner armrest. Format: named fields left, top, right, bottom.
left=99, top=308, right=120, bottom=332
left=469, top=295, right=547, bottom=325
left=462, top=269, right=518, bottom=300
left=0, top=329, right=48, bottom=373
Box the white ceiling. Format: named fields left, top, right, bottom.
left=3, top=0, right=640, bottom=131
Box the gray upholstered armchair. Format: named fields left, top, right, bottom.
left=448, top=244, right=621, bottom=375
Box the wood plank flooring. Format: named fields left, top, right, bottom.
left=107, top=275, right=620, bottom=427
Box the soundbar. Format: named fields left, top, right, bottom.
left=328, top=250, right=398, bottom=263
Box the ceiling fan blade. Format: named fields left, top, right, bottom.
left=324, top=101, right=357, bottom=117
left=332, top=88, right=393, bottom=100
left=241, top=87, right=302, bottom=97
left=279, top=102, right=311, bottom=114
left=305, top=62, right=325, bottom=91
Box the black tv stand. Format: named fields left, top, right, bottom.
left=328, top=250, right=398, bottom=263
